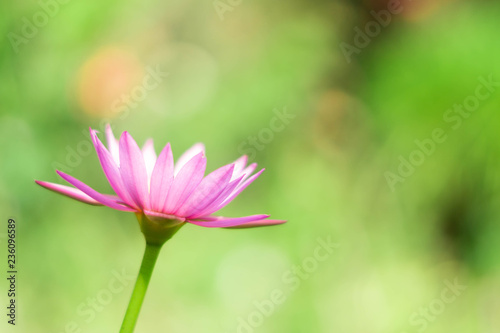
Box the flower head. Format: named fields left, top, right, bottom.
left=36, top=125, right=285, bottom=243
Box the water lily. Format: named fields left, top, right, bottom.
left=36, top=125, right=285, bottom=332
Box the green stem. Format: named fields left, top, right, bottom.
left=120, top=242, right=162, bottom=333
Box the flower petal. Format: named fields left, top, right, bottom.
left=149, top=143, right=174, bottom=212
left=55, top=171, right=136, bottom=211
left=105, top=124, right=120, bottom=165
left=143, top=209, right=186, bottom=223
left=232, top=155, right=248, bottom=180
left=91, top=129, right=138, bottom=209
left=174, top=143, right=205, bottom=176
left=187, top=174, right=245, bottom=219
left=188, top=214, right=271, bottom=228
left=176, top=163, right=234, bottom=217
left=240, top=163, right=257, bottom=180
left=35, top=180, right=102, bottom=205
left=119, top=131, right=150, bottom=210
left=163, top=152, right=206, bottom=214
left=216, top=168, right=265, bottom=211
left=142, top=139, right=157, bottom=184
left=223, top=219, right=287, bottom=229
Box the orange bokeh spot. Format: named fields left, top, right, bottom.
left=76, top=47, right=143, bottom=118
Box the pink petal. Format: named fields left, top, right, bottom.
left=232, top=155, right=248, bottom=180
left=224, top=219, right=287, bottom=229
left=176, top=164, right=234, bottom=217
left=231, top=156, right=257, bottom=182
left=143, top=209, right=186, bottom=223
left=187, top=174, right=245, bottom=219
left=105, top=124, right=120, bottom=165
left=216, top=168, right=265, bottom=211
left=163, top=152, right=206, bottom=214
left=174, top=143, right=205, bottom=176
left=188, top=214, right=271, bottom=228
left=56, top=171, right=136, bottom=212
left=91, top=129, right=138, bottom=209
left=149, top=143, right=174, bottom=212
left=119, top=131, right=150, bottom=210
left=142, top=139, right=157, bottom=184
left=35, top=180, right=102, bottom=205
left=240, top=163, right=257, bottom=181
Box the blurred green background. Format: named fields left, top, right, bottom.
left=1, top=0, right=500, bottom=332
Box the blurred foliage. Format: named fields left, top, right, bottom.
left=1, top=0, right=500, bottom=332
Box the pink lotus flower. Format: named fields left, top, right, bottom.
left=36, top=125, right=285, bottom=234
